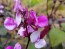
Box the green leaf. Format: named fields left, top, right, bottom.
left=49, top=28, right=65, bottom=47
left=28, top=43, right=36, bottom=49
left=0, top=25, right=7, bottom=35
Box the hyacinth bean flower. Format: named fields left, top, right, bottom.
left=27, top=10, right=48, bottom=28
left=30, top=31, right=46, bottom=48
left=5, top=46, right=13, bottom=49
left=4, top=0, right=48, bottom=49
left=14, top=43, right=22, bottom=49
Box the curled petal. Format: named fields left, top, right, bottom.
left=18, top=27, right=26, bottom=37
left=30, top=31, right=40, bottom=43
left=14, top=43, right=22, bottom=49
left=35, top=39, right=46, bottom=48
left=4, top=17, right=16, bottom=30
left=15, top=13, right=21, bottom=26
left=5, top=46, right=13, bottom=49
left=36, top=15, right=48, bottom=27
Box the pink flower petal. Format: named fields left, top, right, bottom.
left=34, top=39, right=46, bottom=48
left=15, top=13, right=21, bottom=26
left=27, top=10, right=37, bottom=25
left=30, top=31, right=40, bottom=43
left=18, top=27, right=26, bottom=37
left=5, top=46, right=13, bottom=49
left=36, top=15, right=48, bottom=27
left=4, top=17, right=16, bottom=30
left=27, top=25, right=34, bottom=33
left=30, top=10, right=37, bottom=19
left=14, top=43, right=22, bottom=49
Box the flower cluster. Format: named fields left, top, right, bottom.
left=4, top=0, right=48, bottom=49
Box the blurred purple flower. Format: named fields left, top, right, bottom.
left=5, top=46, right=13, bottom=49
left=14, top=43, right=22, bottom=49
left=0, top=4, right=4, bottom=13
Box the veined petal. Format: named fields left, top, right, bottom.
left=18, top=27, right=26, bottom=37
left=14, top=43, right=22, bottom=49
left=5, top=46, right=13, bottom=49
left=37, top=15, right=48, bottom=27
left=30, top=31, right=40, bottom=43
left=15, top=13, right=21, bottom=26
left=34, top=39, right=46, bottom=48
left=4, top=17, right=16, bottom=30
left=27, top=25, right=34, bottom=33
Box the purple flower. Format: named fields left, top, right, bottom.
left=14, top=43, right=22, bottom=49
left=4, top=17, right=17, bottom=30
left=5, top=46, right=13, bottom=49
left=27, top=10, right=48, bottom=28
left=30, top=31, right=46, bottom=48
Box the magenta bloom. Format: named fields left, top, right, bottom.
left=5, top=46, right=13, bottom=49
left=27, top=10, right=48, bottom=28
left=36, top=15, right=48, bottom=27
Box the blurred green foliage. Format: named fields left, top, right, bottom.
left=49, top=28, right=65, bottom=47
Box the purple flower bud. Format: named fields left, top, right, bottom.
left=5, top=46, right=13, bottom=49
